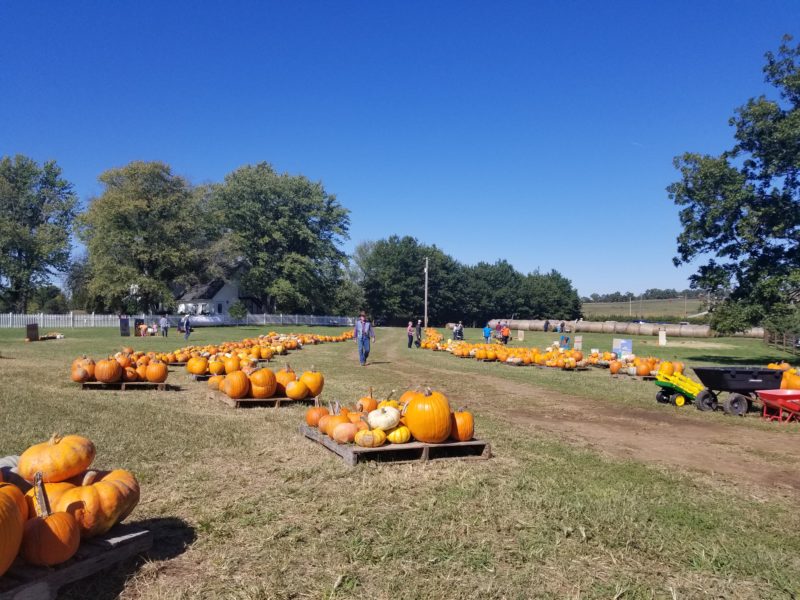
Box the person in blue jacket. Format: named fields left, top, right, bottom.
left=483, top=323, right=492, bottom=343
left=353, top=312, right=376, bottom=366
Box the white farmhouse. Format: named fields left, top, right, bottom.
left=176, top=280, right=242, bottom=316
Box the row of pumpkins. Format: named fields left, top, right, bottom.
left=608, top=356, right=685, bottom=377
left=766, top=362, right=800, bottom=389
left=70, top=352, right=170, bottom=384
left=0, top=434, right=139, bottom=576
left=208, top=364, right=324, bottom=400
left=305, top=388, right=474, bottom=448
left=171, top=331, right=353, bottom=366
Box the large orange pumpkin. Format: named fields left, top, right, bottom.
left=54, top=469, right=140, bottom=538
left=95, top=358, right=122, bottom=383
left=223, top=356, right=241, bottom=374
left=18, top=434, right=96, bottom=483
left=404, top=389, right=452, bottom=443
left=0, top=492, right=23, bottom=576
left=221, top=371, right=250, bottom=399
left=286, top=380, right=309, bottom=400
left=299, top=366, right=324, bottom=397
left=306, top=406, right=329, bottom=427
left=0, top=482, right=28, bottom=522
left=323, top=415, right=350, bottom=438
left=249, top=369, right=277, bottom=397
left=207, top=374, right=225, bottom=390
left=145, top=360, right=168, bottom=383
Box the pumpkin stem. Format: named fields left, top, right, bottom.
left=33, top=471, right=52, bottom=518
left=424, top=387, right=432, bottom=396
left=386, top=389, right=395, bottom=401
left=49, top=433, right=62, bottom=445
left=81, top=470, right=99, bottom=486
left=368, top=386, right=373, bottom=399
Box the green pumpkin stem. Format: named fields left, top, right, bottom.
left=33, top=471, right=52, bottom=518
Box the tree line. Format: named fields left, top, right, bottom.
left=582, top=289, right=705, bottom=303
left=0, top=157, right=581, bottom=324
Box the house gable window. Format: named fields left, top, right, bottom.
left=217, top=303, right=223, bottom=314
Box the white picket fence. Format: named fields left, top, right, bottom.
left=0, top=312, right=355, bottom=329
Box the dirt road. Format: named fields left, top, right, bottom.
left=371, top=331, right=800, bottom=495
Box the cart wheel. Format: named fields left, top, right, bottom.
left=670, top=393, right=687, bottom=407
left=656, top=389, right=671, bottom=404
left=723, top=393, right=748, bottom=416
left=695, top=390, right=718, bottom=412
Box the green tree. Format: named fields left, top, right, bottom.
left=78, top=161, right=208, bottom=312
left=0, top=155, right=77, bottom=312
left=462, top=260, right=523, bottom=323
left=360, top=235, right=466, bottom=324
left=668, top=35, right=800, bottom=332
left=211, top=163, right=349, bottom=313
left=519, top=270, right=582, bottom=320
left=228, top=300, right=248, bottom=322
left=27, top=284, right=69, bottom=313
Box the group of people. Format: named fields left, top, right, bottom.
left=482, top=321, right=511, bottom=344
left=134, top=315, right=192, bottom=341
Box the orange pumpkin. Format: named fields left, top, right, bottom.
left=54, top=470, right=140, bottom=538
left=207, top=375, right=225, bottom=390
left=221, top=371, right=250, bottom=399
left=285, top=380, right=309, bottom=400
left=145, top=360, right=168, bottom=383
left=0, top=491, right=23, bottom=576
left=275, top=364, right=297, bottom=395
left=70, top=367, right=90, bottom=383
left=450, top=409, right=474, bottom=442
left=299, top=366, right=324, bottom=397
left=25, top=482, right=75, bottom=519
left=331, top=422, right=358, bottom=444
left=306, top=406, right=330, bottom=427
left=323, top=415, right=350, bottom=438
left=94, top=358, right=122, bottom=383
left=356, top=387, right=378, bottom=412
left=21, top=473, right=80, bottom=566
left=186, top=357, right=208, bottom=375
left=404, top=388, right=452, bottom=443
left=223, top=356, right=241, bottom=374
left=249, top=369, right=277, bottom=397
left=0, top=482, right=28, bottom=522
left=18, top=434, right=96, bottom=483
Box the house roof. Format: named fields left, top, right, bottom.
left=178, top=280, right=226, bottom=301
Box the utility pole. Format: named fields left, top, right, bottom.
left=424, top=257, right=429, bottom=328
left=629, top=294, right=632, bottom=317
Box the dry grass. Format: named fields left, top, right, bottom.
left=0, top=326, right=799, bottom=599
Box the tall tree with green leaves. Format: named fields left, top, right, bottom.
left=211, top=163, right=350, bottom=313
left=78, top=161, right=208, bottom=312
left=668, top=35, right=800, bottom=333
left=0, top=155, right=77, bottom=312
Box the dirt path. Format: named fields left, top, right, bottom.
left=370, top=331, right=800, bottom=494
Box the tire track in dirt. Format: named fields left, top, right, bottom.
left=371, top=330, right=800, bottom=494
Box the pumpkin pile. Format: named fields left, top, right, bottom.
left=0, top=434, right=140, bottom=575
left=305, top=387, right=475, bottom=448
left=211, top=364, right=325, bottom=400
left=767, top=362, right=800, bottom=389
left=70, top=352, right=169, bottom=384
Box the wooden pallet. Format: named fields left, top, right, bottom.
left=81, top=381, right=180, bottom=391
left=300, top=425, right=491, bottom=466
left=218, top=394, right=317, bottom=409
left=186, top=373, right=212, bottom=381
left=168, top=361, right=187, bottom=367
left=0, top=524, right=152, bottom=600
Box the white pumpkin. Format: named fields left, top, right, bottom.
left=367, top=406, right=401, bottom=431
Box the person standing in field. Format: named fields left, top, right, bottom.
left=415, top=319, right=422, bottom=348
left=407, top=321, right=414, bottom=348
left=159, top=315, right=169, bottom=337
left=354, top=312, right=376, bottom=366
left=483, top=323, right=492, bottom=344
left=181, top=314, right=191, bottom=341
left=501, top=324, right=511, bottom=344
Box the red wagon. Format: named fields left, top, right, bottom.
left=756, top=389, right=800, bottom=423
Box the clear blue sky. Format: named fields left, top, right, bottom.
left=1, top=1, right=797, bottom=296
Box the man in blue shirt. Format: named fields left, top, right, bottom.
left=483, top=323, right=492, bottom=344
left=353, top=312, right=376, bottom=366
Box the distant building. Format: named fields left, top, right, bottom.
left=175, top=279, right=263, bottom=316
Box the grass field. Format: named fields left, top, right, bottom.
left=581, top=298, right=705, bottom=319
left=1, top=326, right=799, bottom=599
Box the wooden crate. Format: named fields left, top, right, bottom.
left=218, top=394, right=317, bottom=409
left=0, top=524, right=152, bottom=600
left=300, top=425, right=491, bottom=466
left=81, top=381, right=180, bottom=391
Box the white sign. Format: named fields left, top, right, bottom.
left=574, top=336, right=583, bottom=351
left=517, top=330, right=524, bottom=341
left=658, top=330, right=667, bottom=346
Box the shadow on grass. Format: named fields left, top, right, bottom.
left=60, top=517, right=196, bottom=600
